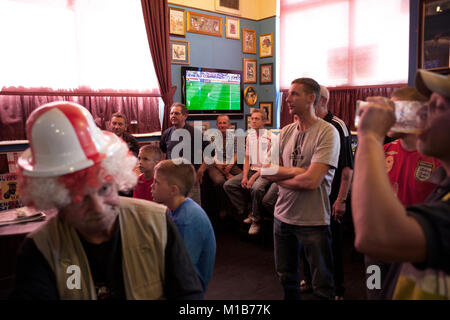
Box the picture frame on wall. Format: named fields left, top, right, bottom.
left=244, top=86, right=257, bottom=106
left=259, top=101, right=273, bottom=126
left=169, top=7, right=185, bottom=37
left=245, top=114, right=251, bottom=130
left=243, top=58, right=257, bottom=83
left=225, top=17, right=240, bottom=39
left=260, top=63, right=273, bottom=84
left=259, top=33, right=273, bottom=58
left=188, top=121, right=210, bottom=132
left=242, top=28, right=256, bottom=54
left=170, top=39, right=189, bottom=65
left=418, top=0, right=450, bottom=72
left=186, top=11, right=222, bottom=37
left=215, top=0, right=241, bottom=16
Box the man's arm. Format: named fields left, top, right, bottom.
left=261, top=165, right=306, bottom=181
left=276, top=162, right=330, bottom=190
left=9, top=238, right=59, bottom=300
left=332, top=166, right=353, bottom=221
left=352, top=97, right=426, bottom=262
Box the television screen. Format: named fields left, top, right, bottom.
left=182, top=67, right=243, bottom=115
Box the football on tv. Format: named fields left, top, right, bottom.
left=182, top=67, right=243, bottom=115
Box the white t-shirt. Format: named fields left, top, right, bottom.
left=274, top=119, right=340, bottom=226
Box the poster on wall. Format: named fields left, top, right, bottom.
left=0, top=173, right=22, bottom=211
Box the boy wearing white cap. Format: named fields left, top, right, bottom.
left=352, top=70, right=450, bottom=299
left=10, top=102, right=203, bottom=300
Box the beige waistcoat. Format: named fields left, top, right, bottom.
left=30, top=197, right=168, bottom=300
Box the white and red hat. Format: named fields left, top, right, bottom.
left=18, top=101, right=122, bottom=177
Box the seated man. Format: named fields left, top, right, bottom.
left=110, top=112, right=140, bottom=197
left=133, top=145, right=162, bottom=202
left=152, top=159, right=216, bottom=292
left=109, top=112, right=140, bottom=157
left=352, top=70, right=450, bottom=299
left=11, top=101, right=203, bottom=300
left=224, top=109, right=273, bottom=235
left=207, top=114, right=242, bottom=218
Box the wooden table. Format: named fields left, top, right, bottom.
left=0, top=208, right=57, bottom=299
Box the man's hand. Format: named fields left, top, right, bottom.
left=246, top=174, right=257, bottom=189
left=332, top=200, right=346, bottom=223
left=241, top=176, right=248, bottom=188
left=196, top=166, right=205, bottom=184
left=357, top=97, right=395, bottom=143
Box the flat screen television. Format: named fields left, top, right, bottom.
left=182, top=66, right=243, bottom=116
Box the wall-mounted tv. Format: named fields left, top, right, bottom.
left=182, top=66, right=243, bottom=116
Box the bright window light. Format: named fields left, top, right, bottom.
left=280, top=0, right=409, bottom=88
left=0, top=0, right=159, bottom=92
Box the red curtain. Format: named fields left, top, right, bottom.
left=0, top=93, right=160, bottom=141
left=141, top=0, right=176, bottom=132
left=280, top=84, right=406, bottom=130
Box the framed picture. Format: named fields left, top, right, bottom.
left=243, top=58, right=257, bottom=83
left=170, top=39, right=189, bottom=65
left=188, top=121, right=210, bottom=132
left=259, top=33, right=273, bottom=58
left=260, top=63, right=273, bottom=84
left=186, top=11, right=222, bottom=37
left=242, top=28, right=256, bottom=54
left=215, top=0, right=241, bottom=16
left=169, top=7, right=185, bottom=37
left=245, top=114, right=251, bottom=130
left=225, top=17, right=240, bottom=40
left=259, top=101, right=273, bottom=126
left=418, top=0, right=450, bottom=72
left=244, top=86, right=257, bottom=106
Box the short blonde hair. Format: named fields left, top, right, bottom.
left=139, top=145, right=162, bottom=162
left=154, top=159, right=196, bottom=197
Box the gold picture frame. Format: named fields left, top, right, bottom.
left=170, top=39, right=190, bottom=65
left=245, top=114, right=251, bottom=130
left=243, top=58, right=257, bottom=83
left=244, top=86, right=257, bottom=106
left=226, top=17, right=240, bottom=40
left=418, top=0, right=450, bottom=73
left=260, top=63, right=273, bottom=84
left=259, top=101, right=273, bottom=126
left=242, top=28, right=256, bottom=54
left=259, top=33, right=273, bottom=58
left=186, top=11, right=222, bottom=37
left=169, top=7, right=185, bottom=37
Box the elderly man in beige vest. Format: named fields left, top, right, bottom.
left=10, top=101, right=203, bottom=300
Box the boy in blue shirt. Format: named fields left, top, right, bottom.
left=152, top=159, right=216, bottom=291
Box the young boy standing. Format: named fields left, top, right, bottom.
left=151, top=159, right=216, bottom=291
left=133, top=145, right=162, bottom=201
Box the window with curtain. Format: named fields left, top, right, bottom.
left=0, top=0, right=159, bottom=92
left=0, top=0, right=163, bottom=140
left=280, top=0, right=410, bottom=89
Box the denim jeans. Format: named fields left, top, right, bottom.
left=274, top=218, right=335, bottom=300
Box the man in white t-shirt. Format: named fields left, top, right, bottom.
left=224, top=109, right=273, bottom=235
left=262, top=78, right=340, bottom=300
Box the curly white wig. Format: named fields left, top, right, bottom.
left=19, top=140, right=137, bottom=210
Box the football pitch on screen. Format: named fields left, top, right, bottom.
left=186, top=81, right=241, bottom=110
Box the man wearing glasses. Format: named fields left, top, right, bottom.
left=262, top=78, right=340, bottom=300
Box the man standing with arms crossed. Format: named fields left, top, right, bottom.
left=262, top=78, right=340, bottom=300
